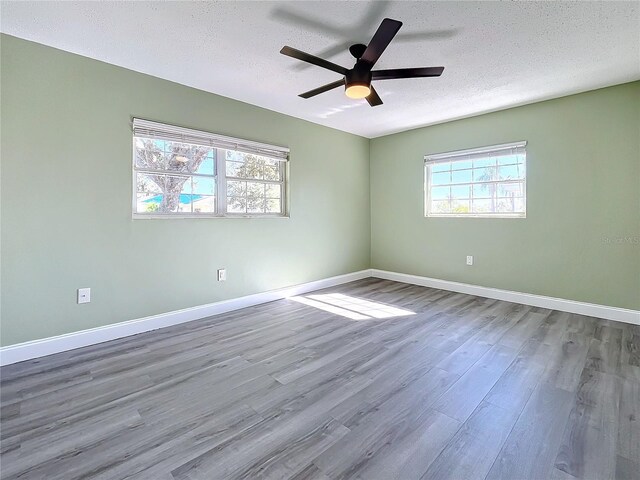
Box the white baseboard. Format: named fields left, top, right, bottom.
left=3, top=267, right=637, bottom=366
left=371, top=269, right=640, bottom=325
left=0, top=269, right=372, bottom=366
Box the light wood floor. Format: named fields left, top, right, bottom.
left=1, top=278, right=638, bottom=480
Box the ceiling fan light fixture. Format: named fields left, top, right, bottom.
left=345, top=84, right=371, bottom=99
left=344, top=66, right=372, bottom=99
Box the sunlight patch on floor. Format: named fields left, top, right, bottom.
left=290, top=293, right=415, bottom=320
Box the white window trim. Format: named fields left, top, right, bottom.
left=424, top=141, right=527, bottom=219
left=132, top=118, right=290, bottom=219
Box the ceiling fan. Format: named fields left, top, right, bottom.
left=280, top=18, right=444, bottom=107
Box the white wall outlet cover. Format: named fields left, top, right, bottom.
left=466, top=256, right=474, bottom=266
left=77, top=288, right=91, bottom=304
left=217, top=269, right=227, bottom=281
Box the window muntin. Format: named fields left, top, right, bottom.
left=132, top=119, right=288, bottom=217
left=425, top=142, right=526, bottom=218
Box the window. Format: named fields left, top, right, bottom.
left=425, top=141, right=526, bottom=217
left=133, top=118, right=288, bottom=217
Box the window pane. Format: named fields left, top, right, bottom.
left=432, top=199, right=452, bottom=214
left=472, top=183, right=491, bottom=198
left=263, top=165, right=281, bottom=181
left=497, top=181, right=524, bottom=197
left=247, top=196, right=266, bottom=213
left=451, top=169, right=472, bottom=184
left=473, top=157, right=495, bottom=169
left=476, top=182, right=498, bottom=197
left=227, top=197, right=246, bottom=213
left=265, top=184, right=281, bottom=198
left=177, top=177, right=193, bottom=213
left=266, top=198, right=281, bottom=213
left=473, top=166, right=499, bottom=182
left=451, top=199, right=470, bottom=214
left=226, top=150, right=243, bottom=162
left=166, top=143, right=214, bottom=175
left=451, top=160, right=472, bottom=171
left=431, top=171, right=450, bottom=186
left=472, top=198, right=493, bottom=213
left=193, top=196, right=216, bottom=213
left=496, top=197, right=523, bottom=213
left=246, top=182, right=265, bottom=198
left=451, top=185, right=470, bottom=199
left=498, top=164, right=524, bottom=180
left=227, top=180, right=246, bottom=197
left=514, top=197, right=525, bottom=212
left=226, top=152, right=263, bottom=180
left=135, top=138, right=166, bottom=170
left=193, top=150, right=216, bottom=175
left=166, top=141, right=188, bottom=151
left=430, top=186, right=450, bottom=200
left=262, top=157, right=277, bottom=166
left=136, top=172, right=161, bottom=213
left=136, top=173, right=192, bottom=214
left=137, top=172, right=161, bottom=195
left=498, top=155, right=522, bottom=166
left=431, top=163, right=450, bottom=174
left=226, top=161, right=244, bottom=178
left=136, top=192, right=161, bottom=214
left=192, top=176, right=215, bottom=195
left=225, top=150, right=283, bottom=182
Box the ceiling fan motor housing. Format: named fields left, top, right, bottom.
left=349, top=43, right=368, bottom=59
left=346, top=63, right=373, bottom=90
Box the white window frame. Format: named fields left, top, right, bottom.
left=424, top=141, right=527, bottom=218
left=132, top=118, right=289, bottom=219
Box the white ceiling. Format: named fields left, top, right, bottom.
left=2, top=1, right=639, bottom=138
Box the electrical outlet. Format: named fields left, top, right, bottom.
left=77, top=288, right=91, bottom=304
left=466, top=255, right=474, bottom=266
left=217, top=269, right=227, bottom=282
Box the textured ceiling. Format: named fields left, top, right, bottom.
left=1, top=1, right=639, bottom=138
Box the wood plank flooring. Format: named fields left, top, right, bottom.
left=1, top=278, right=638, bottom=480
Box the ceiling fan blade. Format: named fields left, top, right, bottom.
left=299, top=79, right=345, bottom=99
left=360, top=18, right=403, bottom=68
left=366, top=86, right=383, bottom=107
left=280, top=46, right=348, bottom=75
left=292, top=42, right=352, bottom=71
left=372, top=66, right=444, bottom=80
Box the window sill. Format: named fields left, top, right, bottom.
left=425, top=213, right=526, bottom=219
left=132, top=213, right=290, bottom=220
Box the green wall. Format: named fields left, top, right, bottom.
left=371, top=82, right=640, bottom=310
left=0, top=35, right=371, bottom=346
